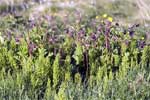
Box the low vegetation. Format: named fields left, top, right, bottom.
left=0, top=0, right=150, bottom=100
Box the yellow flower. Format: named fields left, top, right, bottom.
left=96, top=16, right=99, bottom=19
left=108, top=17, right=113, bottom=22
left=141, top=37, right=144, bottom=40
left=103, top=14, right=107, bottom=18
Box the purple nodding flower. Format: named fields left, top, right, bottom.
left=105, top=20, right=111, bottom=27
left=78, top=28, right=85, bottom=38
left=105, top=27, right=110, bottom=50
left=15, top=37, right=20, bottom=44
left=97, top=24, right=102, bottom=32
left=15, top=35, right=23, bottom=44
left=138, top=41, right=145, bottom=48
left=125, top=40, right=130, bottom=46
left=65, top=28, right=74, bottom=38
left=91, top=33, right=97, bottom=41
left=129, top=30, right=135, bottom=37
left=15, top=34, right=23, bottom=44
left=64, top=28, right=69, bottom=34
left=28, top=42, right=37, bottom=56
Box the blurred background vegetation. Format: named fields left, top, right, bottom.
left=0, top=0, right=150, bottom=26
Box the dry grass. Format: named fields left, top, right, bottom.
left=0, top=0, right=150, bottom=25
left=135, top=0, right=150, bottom=24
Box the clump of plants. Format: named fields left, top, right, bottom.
left=0, top=13, right=150, bottom=100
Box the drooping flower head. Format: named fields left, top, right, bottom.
left=91, top=33, right=97, bottom=41
left=65, top=28, right=74, bottom=38
left=15, top=35, right=23, bottom=44
left=77, top=28, right=86, bottom=38
left=28, top=42, right=37, bottom=56
left=138, top=40, right=145, bottom=49
left=125, top=40, right=130, bottom=46
left=129, top=30, right=135, bottom=37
